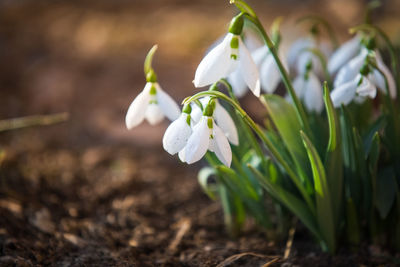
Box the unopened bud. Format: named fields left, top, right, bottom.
left=228, top=13, right=244, bottom=35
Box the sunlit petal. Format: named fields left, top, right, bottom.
left=125, top=83, right=152, bottom=129
left=260, top=54, right=281, bottom=93
left=145, top=102, right=164, bottom=125
left=184, top=117, right=211, bottom=164
left=163, top=113, right=192, bottom=155
left=155, top=84, right=180, bottom=121
left=211, top=124, right=232, bottom=167
left=239, top=38, right=260, bottom=96
left=334, top=49, right=367, bottom=88
left=194, top=33, right=235, bottom=88
left=214, top=103, right=239, bottom=145
left=228, top=70, right=248, bottom=98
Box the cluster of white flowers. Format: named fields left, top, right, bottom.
left=125, top=14, right=397, bottom=168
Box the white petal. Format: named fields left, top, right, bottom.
left=184, top=117, right=211, bottom=164
left=145, top=103, right=164, bottom=125
left=373, top=53, right=397, bottom=98
left=304, top=73, right=324, bottom=113
left=178, top=149, right=186, bottom=162
left=334, top=49, right=367, bottom=88
left=155, top=84, right=180, bottom=121
left=214, top=103, right=239, bottom=145
left=296, top=51, right=321, bottom=75
left=330, top=80, right=358, bottom=107
left=292, top=75, right=306, bottom=100
left=251, top=46, right=269, bottom=67
left=260, top=54, right=281, bottom=93
left=190, top=103, right=203, bottom=125
left=356, top=75, right=377, bottom=98
left=194, top=33, right=236, bottom=88
left=286, top=37, right=313, bottom=69
left=210, top=124, right=232, bottom=167
left=238, top=38, right=260, bottom=96
left=162, top=113, right=192, bottom=155
left=125, top=83, right=151, bottom=129
left=328, top=35, right=361, bottom=74
left=228, top=70, right=248, bottom=98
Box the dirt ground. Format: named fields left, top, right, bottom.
left=1, top=0, right=400, bottom=266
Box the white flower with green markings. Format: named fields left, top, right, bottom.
left=179, top=102, right=232, bottom=167
left=194, top=15, right=260, bottom=97
left=125, top=72, right=180, bottom=129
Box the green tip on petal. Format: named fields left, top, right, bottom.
left=207, top=117, right=213, bottom=129
left=149, top=83, right=157, bottom=95
left=228, top=13, right=244, bottom=35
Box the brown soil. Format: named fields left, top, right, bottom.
left=1, top=0, right=400, bottom=266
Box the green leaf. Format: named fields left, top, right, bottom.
left=323, top=82, right=343, bottom=230
left=301, top=131, right=336, bottom=253
left=345, top=197, right=360, bottom=245
left=198, top=167, right=218, bottom=200
left=248, top=163, right=321, bottom=240
left=261, top=94, right=312, bottom=193
left=363, top=115, right=386, bottom=156
left=375, top=167, right=397, bottom=219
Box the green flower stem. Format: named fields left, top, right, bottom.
left=350, top=24, right=400, bottom=100
left=219, top=79, right=269, bottom=172
left=241, top=13, right=313, bottom=139
left=183, top=91, right=316, bottom=215
left=144, top=44, right=158, bottom=75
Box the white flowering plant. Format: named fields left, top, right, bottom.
left=125, top=0, right=400, bottom=253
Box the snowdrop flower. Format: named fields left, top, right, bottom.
left=292, top=71, right=324, bottom=113
left=331, top=74, right=377, bottom=107
left=191, top=97, right=239, bottom=146
left=179, top=104, right=232, bottom=167
left=328, top=35, right=362, bottom=74
left=334, top=49, right=397, bottom=99
left=194, top=14, right=260, bottom=96
left=163, top=104, right=193, bottom=155
left=286, top=37, right=331, bottom=78
left=125, top=71, right=180, bottom=129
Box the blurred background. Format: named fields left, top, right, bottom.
left=0, top=0, right=400, bottom=265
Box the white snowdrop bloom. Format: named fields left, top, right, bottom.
left=125, top=82, right=180, bottom=129
left=163, top=110, right=193, bottom=155
left=328, top=35, right=362, bottom=74
left=331, top=74, right=377, bottom=107
left=292, top=72, right=324, bottom=113
left=286, top=37, right=331, bottom=78
left=190, top=97, right=239, bottom=145
left=194, top=32, right=260, bottom=96
left=179, top=116, right=232, bottom=167
left=228, top=46, right=286, bottom=96
left=334, top=48, right=368, bottom=88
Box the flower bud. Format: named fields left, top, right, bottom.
left=182, top=104, right=192, bottom=114
left=203, top=103, right=214, bottom=117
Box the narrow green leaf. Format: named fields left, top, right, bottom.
left=346, top=197, right=360, bottom=245
left=323, top=82, right=343, bottom=231
left=248, top=164, right=321, bottom=240
left=375, top=167, right=397, bottom=219
left=261, top=94, right=312, bottom=193
left=301, top=131, right=336, bottom=253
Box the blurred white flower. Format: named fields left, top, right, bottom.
left=286, top=37, right=332, bottom=78
left=291, top=72, right=324, bottom=113
left=328, top=35, right=362, bottom=74
left=191, top=97, right=239, bottom=145
left=125, top=82, right=180, bottom=129
left=194, top=33, right=260, bottom=96
left=331, top=74, right=377, bottom=107
left=334, top=49, right=397, bottom=99
left=179, top=116, right=232, bottom=167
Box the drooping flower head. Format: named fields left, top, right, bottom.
left=194, top=14, right=260, bottom=96
left=179, top=100, right=233, bottom=167
left=125, top=68, right=181, bottom=129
